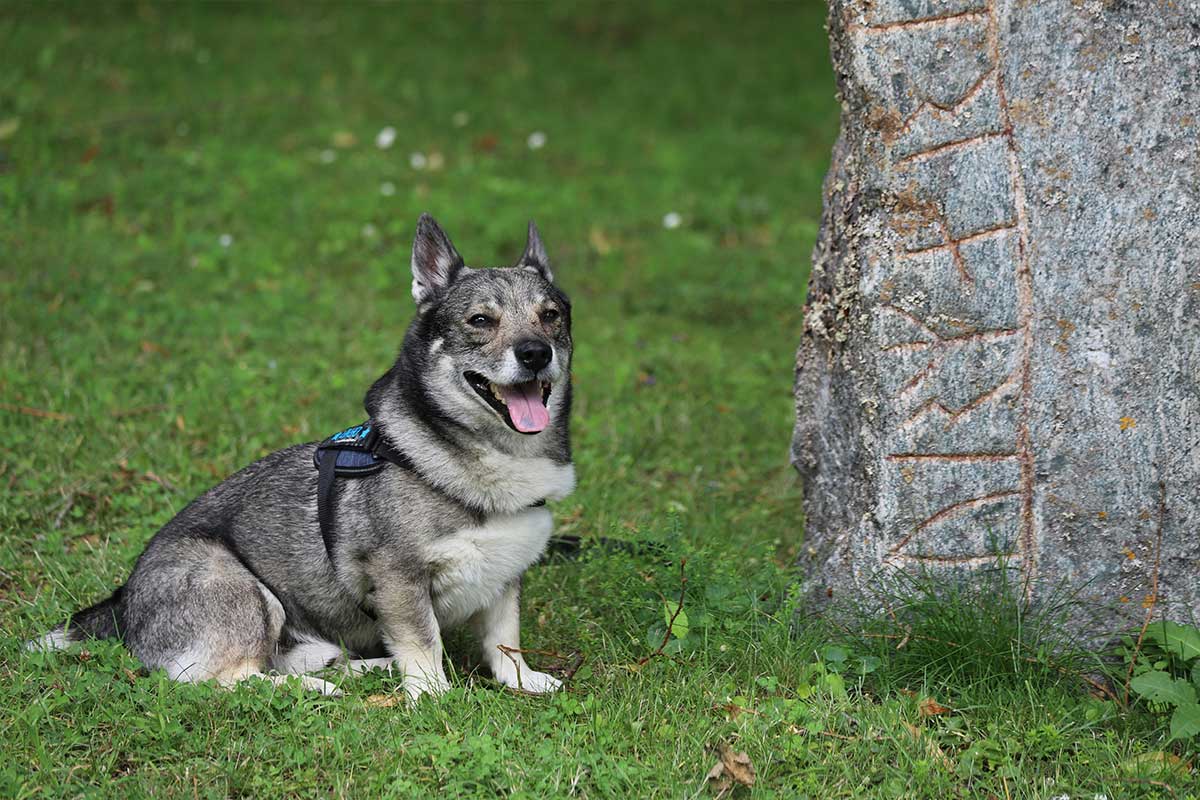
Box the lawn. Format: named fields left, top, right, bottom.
left=0, top=2, right=1192, bottom=798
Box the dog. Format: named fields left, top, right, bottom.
left=28, top=214, right=575, bottom=699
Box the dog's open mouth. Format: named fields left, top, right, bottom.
left=464, top=371, right=552, bottom=434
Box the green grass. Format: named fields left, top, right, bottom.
left=0, top=2, right=1193, bottom=797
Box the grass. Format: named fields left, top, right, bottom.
left=0, top=1, right=1193, bottom=797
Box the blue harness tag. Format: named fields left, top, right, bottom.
left=314, top=421, right=387, bottom=476
left=329, top=423, right=372, bottom=445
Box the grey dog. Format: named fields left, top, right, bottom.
left=29, top=214, right=575, bottom=698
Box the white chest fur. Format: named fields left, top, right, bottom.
left=425, top=506, right=553, bottom=628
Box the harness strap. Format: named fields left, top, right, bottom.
left=316, top=442, right=340, bottom=562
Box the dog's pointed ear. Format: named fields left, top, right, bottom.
left=516, top=220, right=553, bottom=282
left=411, top=213, right=465, bottom=306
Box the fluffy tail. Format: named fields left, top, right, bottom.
left=27, top=586, right=124, bottom=651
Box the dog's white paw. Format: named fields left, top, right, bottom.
left=518, top=670, right=563, bottom=694
left=403, top=671, right=451, bottom=701
left=259, top=673, right=343, bottom=696
left=499, top=668, right=562, bottom=694
left=341, top=657, right=397, bottom=676
left=298, top=675, right=344, bottom=696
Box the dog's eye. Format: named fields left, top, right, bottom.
left=467, top=314, right=495, bottom=328
left=540, top=308, right=560, bottom=324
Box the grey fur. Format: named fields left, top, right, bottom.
left=31, top=215, right=575, bottom=699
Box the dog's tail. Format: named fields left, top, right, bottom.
left=26, top=586, right=125, bottom=651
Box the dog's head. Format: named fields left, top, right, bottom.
left=389, top=214, right=572, bottom=437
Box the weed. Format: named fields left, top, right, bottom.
left=1123, top=620, right=1200, bottom=744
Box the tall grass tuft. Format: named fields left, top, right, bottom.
left=842, top=560, right=1106, bottom=697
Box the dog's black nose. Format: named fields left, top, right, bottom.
left=514, top=340, right=553, bottom=372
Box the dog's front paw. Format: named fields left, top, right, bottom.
left=519, top=670, right=563, bottom=694
left=403, top=670, right=451, bottom=701
left=500, top=668, right=562, bottom=694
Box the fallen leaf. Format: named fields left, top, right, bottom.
left=705, top=740, right=755, bottom=795
left=365, top=693, right=404, bottom=708
left=81, top=144, right=100, bottom=164
left=332, top=130, right=357, bottom=148
left=918, top=697, right=951, bottom=717
left=1119, top=416, right=1136, bottom=431
left=0, top=117, right=19, bottom=140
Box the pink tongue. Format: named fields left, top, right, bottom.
left=500, top=381, right=549, bottom=433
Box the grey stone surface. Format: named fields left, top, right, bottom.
left=793, top=0, right=1200, bottom=633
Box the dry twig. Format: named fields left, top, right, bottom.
left=0, top=402, right=72, bottom=421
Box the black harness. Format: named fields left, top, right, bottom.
left=312, top=421, right=415, bottom=562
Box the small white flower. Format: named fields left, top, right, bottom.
left=319, top=148, right=337, bottom=164
left=218, top=233, right=233, bottom=248
left=409, top=152, right=428, bottom=170
left=452, top=111, right=470, bottom=128
left=527, top=131, right=547, bottom=150
left=375, top=126, right=396, bottom=149
left=267, top=359, right=277, bottom=370
left=380, top=181, right=396, bottom=197
left=662, top=212, right=682, bottom=229
left=361, top=223, right=378, bottom=239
